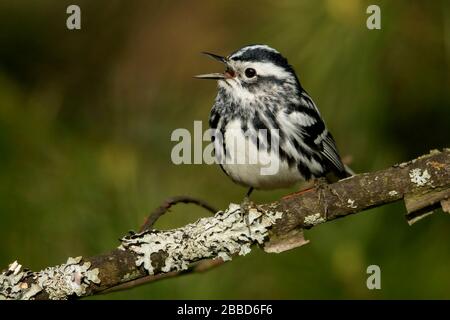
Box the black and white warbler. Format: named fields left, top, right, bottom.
left=196, top=45, right=352, bottom=196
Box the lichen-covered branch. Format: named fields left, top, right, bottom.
left=1, top=149, right=449, bottom=300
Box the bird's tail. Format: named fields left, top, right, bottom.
left=325, top=164, right=355, bottom=183
left=343, top=164, right=355, bottom=177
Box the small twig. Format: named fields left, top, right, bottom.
left=139, top=195, right=217, bottom=232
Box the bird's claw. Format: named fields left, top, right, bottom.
left=240, top=196, right=255, bottom=234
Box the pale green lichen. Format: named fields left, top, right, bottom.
left=35, top=256, right=101, bottom=300
left=122, top=270, right=142, bottom=282
left=347, top=199, right=357, bottom=209
left=303, top=213, right=326, bottom=227
left=121, top=203, right=283, bottom=275
left=388, top=190, right=398, bottom=196
left=0, top=261, right=34, bottom=300
left=409, top=168, right=431, bottom=187
left=0, top=257, right=100, bottom=300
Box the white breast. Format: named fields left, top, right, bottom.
left=217, top=119, right=303, bottom=189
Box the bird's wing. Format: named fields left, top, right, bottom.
left=278, top=93, right=347, bottom=177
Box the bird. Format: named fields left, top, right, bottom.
left=195, top=44, right=352, bottom=197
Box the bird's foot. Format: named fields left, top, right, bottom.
left=312, top=177, right=329, bottom=190
left=310, top=177, right=330, bottom=201
left=240, top=186, right=255, bottom=218
left=288, top=177, right=329, bottom=197
left=312, top=177, right=331, bottom=219
left=282, top=178, right=332, bottom=202
left=240, top=195, right=254, bottom=214
left=240, top=195, right=255, bottom=235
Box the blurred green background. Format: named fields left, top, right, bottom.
left=0, top=0, right=449, bottom=299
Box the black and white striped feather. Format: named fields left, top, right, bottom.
left=207, top=45, right=350, bottom=189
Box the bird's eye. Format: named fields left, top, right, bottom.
left=244, top=68, right=256, bottom=78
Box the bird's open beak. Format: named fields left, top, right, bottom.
left=194, top=72, right=225, bottom=80
left=194, top=52, right=234, bottom=80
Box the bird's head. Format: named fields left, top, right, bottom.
left=195, top=45, right=301, bottom=104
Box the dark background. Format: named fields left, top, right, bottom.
left=0, top=0, right=449, bottom=299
